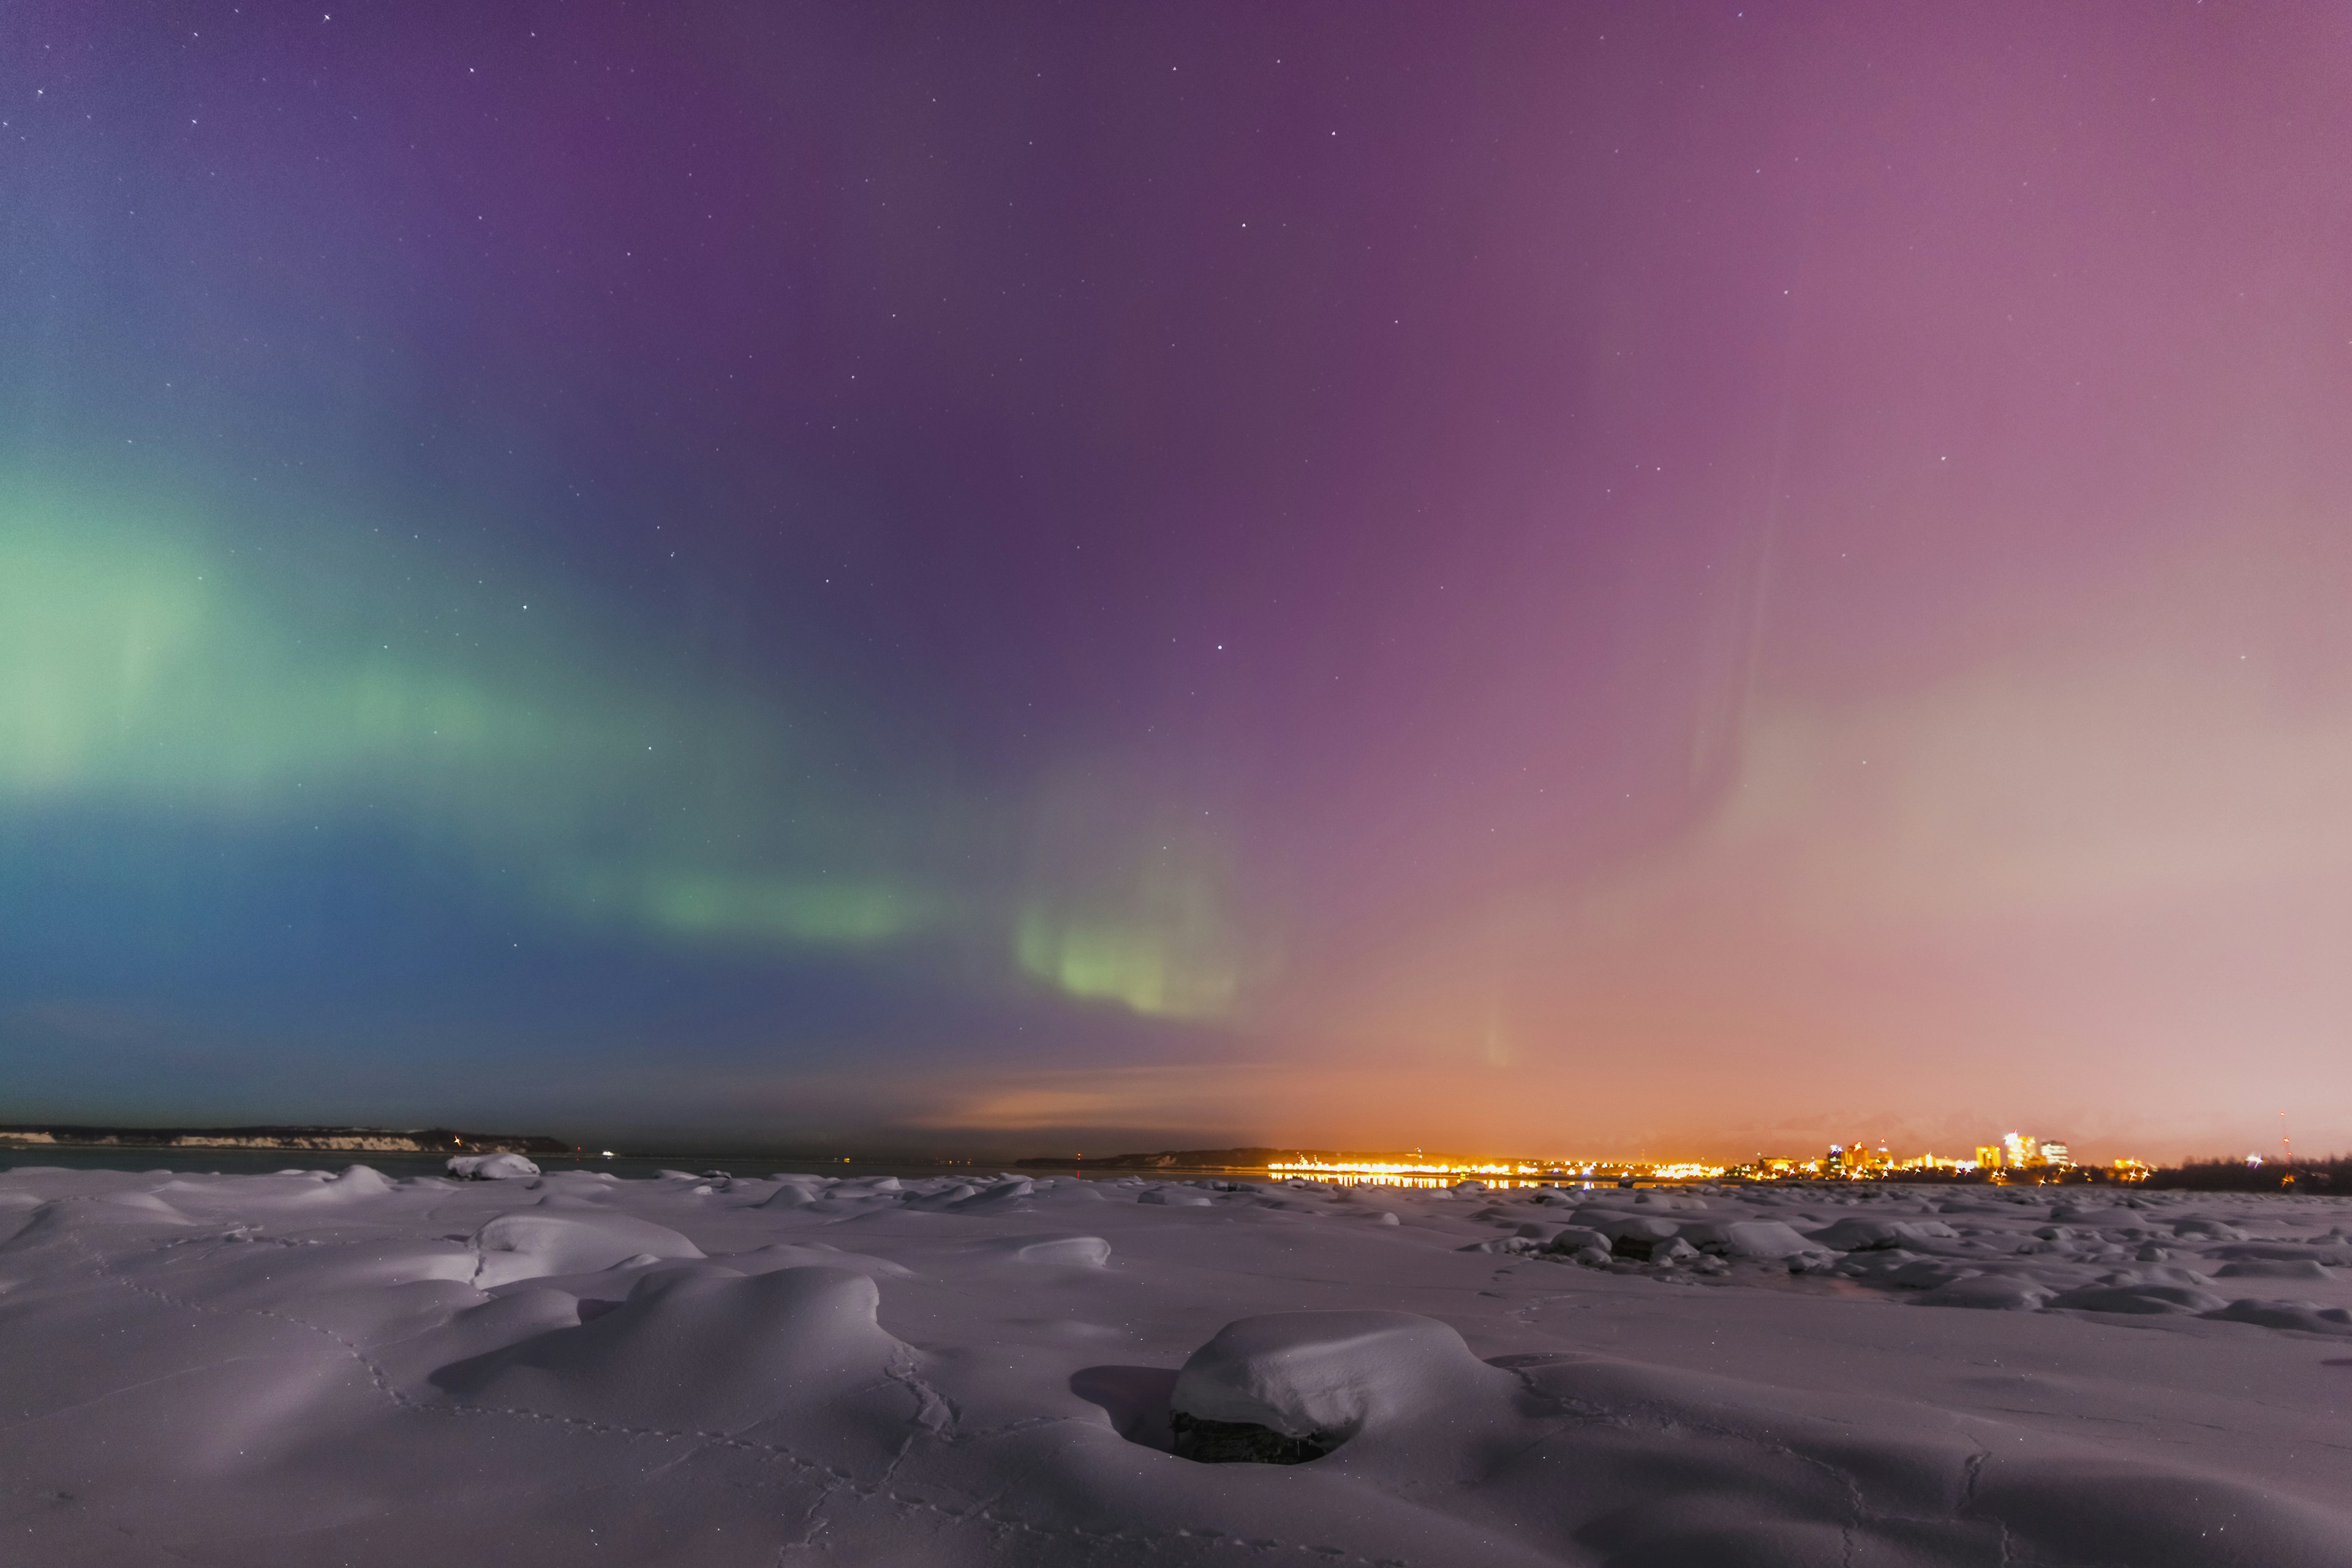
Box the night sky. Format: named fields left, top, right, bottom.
left=6, top=3, right=2350, bottom=1159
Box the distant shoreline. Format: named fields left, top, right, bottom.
left=0, top=1124, right=568, bottom=1156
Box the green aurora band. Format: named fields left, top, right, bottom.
left=2, top=473, right=1253, bottom=1018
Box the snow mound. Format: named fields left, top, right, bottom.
left=1570, top=1207, right=1678, bottom=1240
left=831, top=1175, right=902, bottom=1196
left=1170, top=1311, right=1513, bottom=1443
left=758, top=1178, right=829, bottom=1209
left=1516, top=1352, right=2352, bottom=1568
left=2216, top=1258, right=2333, bottom=1280
left=2212, top=1242, right=2352, bottom=1265
left=722, top=1241, right=914, bottom=1280
left=106, top=1189, right=199, bottom=1222
left=2173, top=1216, right=2248, bottom=1240
left=470, top=1210, right=704, bottom=1287
left=986, top=1234, right=1111, bottom=1267
left=447, top=1153, right=540, bottom=1180
left=165, top=1164, right=404, bottom=1213
left=1970, top=1458, right=2352, bottom=1567
left=431, top=1265, right=910, bottom=1432
left=1538, top=1224, right=1613, bottom=1254
left=903, top=1182, right=979, bottom=1210
left=1806, top=1216, right=1959, bottom=1250
left=1910, top=1273, right=2055, bottom=1310
left=1678, top=1219, right=1822, bottom=1259
left=1137, top=1186, right=1215, bottom=1207
left=2046, top=1283, right=2227, bottom=1315
left=3, top=1191, right=196, bottom=1251
left=2202, top=1298, right=2352, bottom=1335
left=949, top=1177, right=1034, bottom=1208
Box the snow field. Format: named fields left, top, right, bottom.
left=1, top=1165, right=2347, bottom=1565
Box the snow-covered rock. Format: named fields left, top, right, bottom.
left=1170, top=1311, right=1515, bottom=1442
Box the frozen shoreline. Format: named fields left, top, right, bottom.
left=3, top=1164, right=2346, bottom=1565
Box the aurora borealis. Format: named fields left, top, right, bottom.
left=6, top=4, right=2351, bottom=1159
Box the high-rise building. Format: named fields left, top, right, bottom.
left=2039, top=1141, right=2071, bottom=1168
left=1975, top=1144, right=2003, bottom=1170
left=2001, top=1131, right=2040, bottom=1167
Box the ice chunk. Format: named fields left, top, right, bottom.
left=446, top=1153, right=540, bottom=1180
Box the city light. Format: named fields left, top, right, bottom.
left=1250, top=1135, right=2142, bottom=1187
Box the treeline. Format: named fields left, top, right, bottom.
left=2147, top=1156, right=2345, bottom=1192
